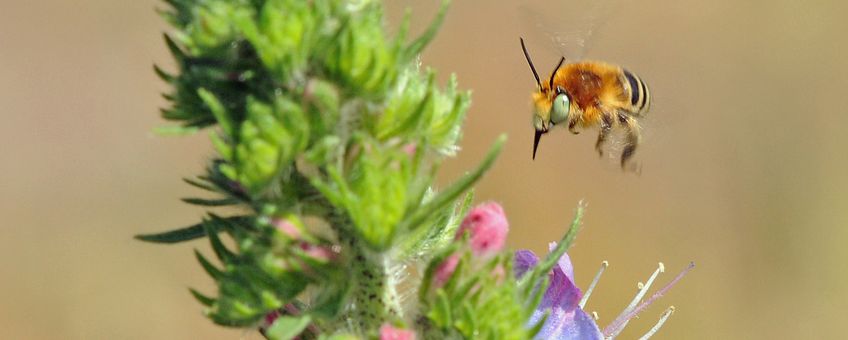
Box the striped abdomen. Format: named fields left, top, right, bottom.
left=622, top=69, right=650, bottom=116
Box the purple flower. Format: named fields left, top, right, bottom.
left=516, top=244, right=694, bottom=340
left=515, top=245, right=603, bottom=340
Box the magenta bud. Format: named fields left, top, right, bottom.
left=433, top=254, right=460, bottom=287
left=402, top=142, right=417, bottom=156
left=380, top=323, right=416, bottom=340
left=456, top=202, right=509, bottom=257
left=299, top=243, right=336, bottom=263
left=272, top=218, right=301, bottom=240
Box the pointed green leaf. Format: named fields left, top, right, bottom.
left=520, top=203, right=585, bottom=292
left=189, top=288, right=216, bottom=307
left=181, top=197, right=239, bottom=206
left=265, top=315, right=312, bottom=340
left=182, top=177, right=217, bottom=191
left=431, top=289, right=452, bottom=326
left=197, top=88, right=234, bottom=137
left=153, top=64, right=175, bottom=82
left=402, top=134, right=505, bottom=232
left=406, top=0, right=450, bottom=58
left=163, top=33, right=186, bottom=61
left=194, top=250, right=224, bottom=279
left=203, top=219, right=237, bottom=262
left=310, top=281, right=351, bottom=318
left=380, top=72, right=435, bottom=139
left=135, top=223, right=205, bottom=244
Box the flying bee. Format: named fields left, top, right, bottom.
left=520, top=38, right=651, bottom=169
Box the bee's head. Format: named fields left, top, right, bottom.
left=521, top=38, right=570, bottom=159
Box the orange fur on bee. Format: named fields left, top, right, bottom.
left=545, top=61, right=631, bottom=128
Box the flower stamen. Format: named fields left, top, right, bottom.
left=603, top=262, right=694, bottom=338
left=605, top=262, right=664, bottom=337
left=638, top=306, right=675, bottom=340
left=579, top=260, right=608, bottom=309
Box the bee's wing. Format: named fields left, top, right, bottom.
left=518, top=0, right=622, bottom=60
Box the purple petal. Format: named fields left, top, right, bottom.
left=540, top=259, right=582, bottom=311
left=535, top=307, right=603, bottom=340
left=514, top=250, right=539, bottom=278
left=548, top=242, right=575, bottom=281
left=516, top=247, right=602, bottom=340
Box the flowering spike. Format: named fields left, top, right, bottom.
left=638, top=306, right=675, bottom=340
left=140, top=0, right=692, bottom=337
left=579, top=260, right=608, bottom=309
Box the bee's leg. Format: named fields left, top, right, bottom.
left=595, top=112, right=613, bottom=157
left=618, top=113, right=641, bottom=170
left=568, top=119, right=580, bottom=134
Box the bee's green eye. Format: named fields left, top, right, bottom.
left=550, top=93, right=570, bottom=124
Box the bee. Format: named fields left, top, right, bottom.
left=520, top=38, right=651, bottom=169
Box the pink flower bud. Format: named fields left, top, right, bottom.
left=433, top=254, right=460, bottom=287
left=402, top=142, right=417, bottom=156
left=380, top=323, right=416, bottom=340
left=456, top=202, right=509, bottom=257
left=299, top=243, right=336, bottom=263
left=263, top=309, right=282, bottom=329
left=272, top=218, right=301, bottom=240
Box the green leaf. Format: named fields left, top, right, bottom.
left=431, top=289, right=453, bottom=326
left=189, top=288, right=216, bottom=307
left=265, top=315, right=312, bottom=340
left=182, top=177, right=217, bottom=191
left=406, top=0, right=450, bottom=58
left=418, top=242, right=460, bottom=304
left=519, top=203, right=585, bottom=292
left=317, top=335, right=358, bottom=340
left=203, top=219, right=237, bottom=262
left=135, top=215, right=250, bottom=244
left=197, top=88, right=235, bottom=137
left=153, top=64, right=175, bottom=82
left=527, top=309, right=550, bottom=338
left=135, top=223, right=205, bottom=244
left=402, top=134, right=506, bottom=232
left=181, top=197, right=240, bottom=206
left=163, top=33, right=186, bottom=61
left=379, top=72, right=435, bottom=139
left=194, top=250, right=224, bottom=279
left=310, top=280, right=351, bottom=318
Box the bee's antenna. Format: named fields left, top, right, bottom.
left=520, top=38, right=542, bottom=88
left=549, top=57, right=565, bottom=89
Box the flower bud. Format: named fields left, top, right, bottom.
left=299, top=243, right=336, bottom=263
left=456, top=202, right=509, bottom=257
left=272, top=218, right=301, bottom=240
left=433, top=254, right=460, bottom=287
left=380, top=323, right=416, bottom=340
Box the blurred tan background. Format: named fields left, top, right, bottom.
left=2, top=0, right=847, bottom=339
